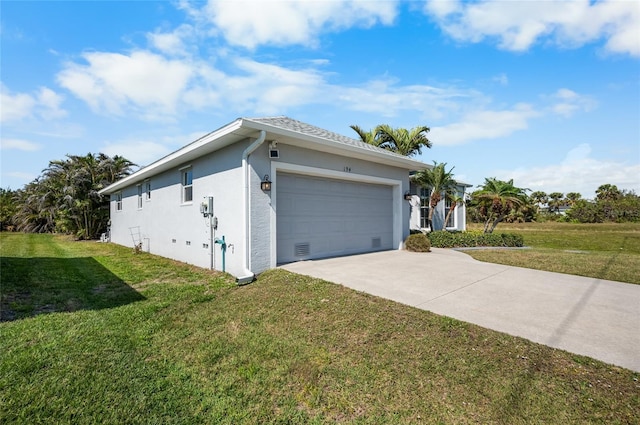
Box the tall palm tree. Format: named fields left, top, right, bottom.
left=412, top=162, right=456, bottom=231
left=548, top=192, right=564, bottom=214
left=375, top=124, right=432, bottom=157
left=530, top=190, right=548, bottom=214
left=473, top=178, right=528, bottom=233
left=350, top=124, right=432, bottom=157
left=349, top=125, right=381, bottom=147
left=15, top=153, right=135, bottom=239
left=595, top=184, right=621, bottom=202
left=565, top=192, right=582, bottom=206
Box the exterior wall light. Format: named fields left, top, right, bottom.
left=261, top=175, right=272, bottom=191
left=404, top=191, right=412, bottom=201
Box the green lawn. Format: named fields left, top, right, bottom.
left=465, top=222, right=640, bottom=284
left=1, top=233, right=638, bottom=424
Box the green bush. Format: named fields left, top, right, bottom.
left=428, top=230, right=524, bottom=248
left=404, top=233, right=431, bottom=252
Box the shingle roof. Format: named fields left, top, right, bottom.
left=245, top=116, right=417, bottom=162
left=100, top=115, right=429, bottom=194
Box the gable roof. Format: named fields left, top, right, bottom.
left=100, top=116, right=428, bottom=194
left=247, top=116, right=405, bottom=157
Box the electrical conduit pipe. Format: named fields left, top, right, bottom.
left=238, top=129, right=267, bottom=284
left=214, top=236, right=226, bottom=273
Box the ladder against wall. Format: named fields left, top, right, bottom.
left=129, top=227, right=142, bottom=249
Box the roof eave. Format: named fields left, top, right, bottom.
left=100, top=117, right=430, bottom=195
left=241, top=119, right=428, bottom=171
left=99, top=118, right=246, bottom=195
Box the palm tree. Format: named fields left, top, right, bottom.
left=349, top=125, right=381, bottom=147
left=443, top=193, right=464, bottom=230
left=350, top=124, right=432, bottom=157
left=565, top=192, right=582, bottom=206
left=375, top=124, right=432, bottom=156
left=595, top=184, right=621, bottom=202
left=412, top=162, right=456, bottom=231
left=548, top=192, right=564, bottom=214
left=473, top=178, right=528, bottom=233
left=530, top=190, right=548, bottom=214
left=14, top=153, right=135, bottom=239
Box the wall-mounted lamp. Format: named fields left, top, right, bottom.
left=261, top=174, right=272, bottom=191
left=404, top=191, right=412, bottom=201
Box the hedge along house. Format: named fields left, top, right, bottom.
left=99, top=117, right=465, bottom=283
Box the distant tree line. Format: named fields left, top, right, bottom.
left=467, top=183, right=640, bottom=225
left=0, top=153, right=135, bottom=239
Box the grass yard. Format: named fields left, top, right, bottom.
left=465, top=222, right=640, bottom=284
left=1, top=233, right=639, bottom=424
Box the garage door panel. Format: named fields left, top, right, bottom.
left=277, top=173, right=393, bottom=264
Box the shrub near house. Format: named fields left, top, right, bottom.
left=404, top=233, right=431, bottom=252
left=428, top=230, right=524, bottom=248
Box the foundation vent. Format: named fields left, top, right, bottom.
left=295, top=243, right=310, bottom=257
left=372, top=237, right=381, bottom=249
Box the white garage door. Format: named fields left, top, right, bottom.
left=277, top=173, right=393, bottom=264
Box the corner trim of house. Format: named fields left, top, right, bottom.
left=269, top=161, right=403, bottom=269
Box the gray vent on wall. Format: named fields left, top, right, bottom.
left=372, top=237, right=381, bottom=249
left=295, top=243, right=310, bottom=257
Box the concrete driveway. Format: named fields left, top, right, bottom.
left=281, top=249, right=640, bottom=372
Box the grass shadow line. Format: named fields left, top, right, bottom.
left=1, top=256, right=145, bottom=321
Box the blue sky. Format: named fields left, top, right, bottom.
left=2, top=0, right=639, bottom=199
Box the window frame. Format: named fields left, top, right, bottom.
left=419, top=187, right=430, bottom=229
left=137, top=184, right=143, bottom=209
left=180, top=166, right=193, bottom=204
left=445, top=194, right=456, bottom=229
left=145, top=179, right=151, bottom=201
left=115, top=192, right=123, bottom=211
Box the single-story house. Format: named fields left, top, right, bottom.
left=99, top=116, right=468, bottom=282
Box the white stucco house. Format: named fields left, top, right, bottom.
left=99, top=117, right=467, bottom=282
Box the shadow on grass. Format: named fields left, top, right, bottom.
left=1, top=256, right=145, bottom=321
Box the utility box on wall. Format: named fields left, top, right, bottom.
left=200, top=196, right=214, bottom=217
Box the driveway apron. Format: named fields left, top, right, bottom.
left=281, top=249, right=640, bottom=372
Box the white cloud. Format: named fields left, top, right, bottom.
left=0, top=89, right=34, bottom=122
left=36, top=87, right=67, bottom=120
left=429, top=103, right=540, bottom=145
left=101, top=140, right=174, bottom=167
left=54, top=44, right=594, bottom=143
left=0, top=85, right=66, bottom=123
left=424, top=0, right=640, bottom=56
left=0, top=138, right=42, bottom=151
left=203, top=0, right=398, bottom=48
left=57, top=51, right=194, bottom=118
left=493, top=73, right=508, bottom=86
left=147, top=24, right=195, bottom=56
left=59, top=47, right=472, bottom=120
left=336, top=79, right=468, bottom=120
left=204, top=57, right=327, bottom=114
left=548, top=88, right=597, bottom=117
left=496, top=143, right=640, bottom=197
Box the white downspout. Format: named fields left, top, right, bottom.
left=238, top=130, right=267, bottom=284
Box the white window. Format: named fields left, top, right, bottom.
left=137, top=184, right=143, bottom=209
left=115, top=192, right=122, bottom=211
left=419, top=187, right=430, bottom=229
left=145, top=180, right=151, bottom=201
left=181, top=167, right=193, bottom=203
left=445, top=195, right=455, bottom=228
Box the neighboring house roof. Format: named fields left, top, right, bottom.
left=99, top=116, right=429, bottom=194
